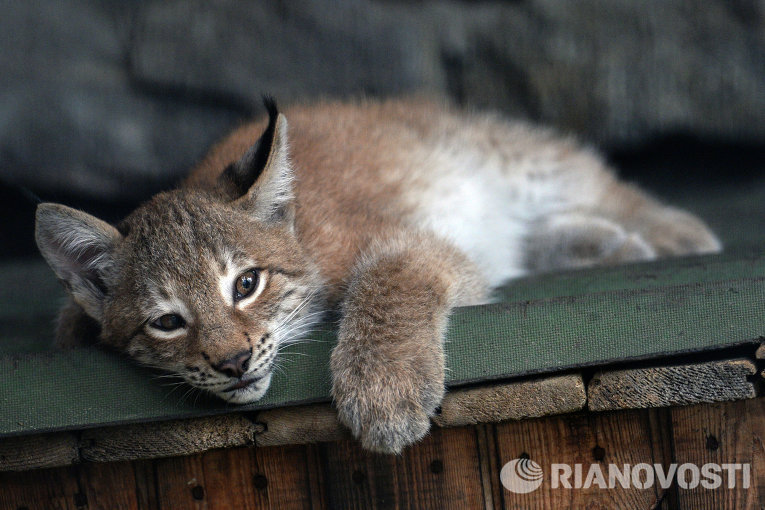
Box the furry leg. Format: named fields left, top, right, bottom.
left=330, top=230, right=487, bottom=453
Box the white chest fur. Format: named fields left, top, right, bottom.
left=405, top=138, right=608, bottom=288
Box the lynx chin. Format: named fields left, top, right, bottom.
left=35, top=98, right=720, bottom=453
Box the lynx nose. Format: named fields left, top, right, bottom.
left=214, top=350, right=252, bottom=378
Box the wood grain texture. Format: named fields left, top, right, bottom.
left=1, top=399, right=763, bottom=509
left=254, top=403, right=350, bottom=447
left=147, top=444, right=319, bottom=509
left=304, top=443, right=329, bottom=510
left=203, top=444, right=315, bottom=509
left=132, top=459, right=160, bottom=510
left=588, top=359, right=757, bottom=411
left=493, top=408, right=672, bottom=509
left=671, top=398, right=765, bottom=509
left=251, top=444, right=318, bottom=509
left=198, top=447, right=262, bottom=510
left=81, top=460, right=139, bottom=510
left=0, top=464, right=81, bottom=510
left=152, top=453, right=208, bottom=510
left=475, top=423, right=503, bottom=510
left=433, top=374, right=586, bottom=428
left=0, top=432, right=78, bottom=471
left=316, top=426, right=487, bottom=509
left=80, top=414, right=257, bottom=463
left=647, top=407, right=680, bottom=510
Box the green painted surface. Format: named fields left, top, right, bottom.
left=1, top=250, right=764, bottom=437
left=455, top=277, right=763, bottom=383
left=493, top=248, right=765, bottom=301
left=0, top=340, right=334, bottom=437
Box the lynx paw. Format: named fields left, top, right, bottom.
left=527, top=214, right=656, bottom=271
left=643, top=207, right=722, bottom=256
left=336, top=396, right=433, bottom=454
left=334, top=381, right=442, bottom=454
left=331, top=349, right=444, bottom=454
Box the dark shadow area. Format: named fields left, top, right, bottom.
left=0, top=180, right=143, bottom=260
left=609, top=134, right=765, bottom=193
left=610, top=135, right=765, bottom=250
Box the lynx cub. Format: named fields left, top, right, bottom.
left=35, top=99, right=720, bottom=453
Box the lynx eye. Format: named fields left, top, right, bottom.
left=234, top=269, right=260, bottom=301
left=151, top=314, right=185, bottom=331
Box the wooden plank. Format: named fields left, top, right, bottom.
left=0, top=464, right=80, bottom=510
left=144, top=444, right=319, bottom=509
left=670, top=398, right=765, bottom=509
left=475, top=424, right=503, bottom=510
left=433, top=374, right=585, bottom=428
left=200, top=444, right=316, bottom=510
left=81, top=460, right=139, bottom=510
left=199, top=447, right=262, bottom=509
left=132, top=459, right=160, bottom=510
left=588, top=359, right=757, bottom=411
left=749, top=398, right=765, bottom=509
left=254, top=403, right=350, bottom=447
left=80, top=414, right=257, bottom=463
left=3, top=399, right=765, bottom=508
left=303, top=443, right=329, bottom=510
left=397, top=427, right=486, bottom=509
left=316, top=438, right=377, bottom=509
left=493, top=408, right=671, bottom=509
left=646, top=407, right=680, bottom=509
left=152, top=454, right=208, bottom=510
left=0, top=432, right=78, bottom=471
left=252, top=445, right=316, bottom=509
left=316, top=426, right=487, bottom=509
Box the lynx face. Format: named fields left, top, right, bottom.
left=101, top=192, right=322, bottom=403
left=36, top=100, right=323, bottom=403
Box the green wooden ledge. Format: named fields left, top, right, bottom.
left=1, top=248, right=764, bottom=438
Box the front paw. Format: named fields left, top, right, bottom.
left=331, top=349, right=444, bottom=454
left=645, top=207, right=722, bottom=256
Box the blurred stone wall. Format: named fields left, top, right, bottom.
left=2, top=0, right=764, bottom=200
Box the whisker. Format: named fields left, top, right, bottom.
left=273, top=319, right=324, bottom=346
left=159, top=380, right=190, bottom=404
left=178, top=386, right=196, bottom=406
left=273, top=289, right=321, bottom=331
left=280, top=336, right=328, bottom=346
left=276, top=325, right=312, bottom=344
left=153, top=373, right=184, bottom=380
left=159, top=381, right=188, bottom=388
left=277, top=351, right=311, bottom=358
left=271, top=362, right=287, bottom=377
left=275, top=310, right=326, bottom=334
left=272, top=316, right=317, bottom=340
left=279, top=341, right=319, bottom=352
left=277, top=290, right=315, bottom=325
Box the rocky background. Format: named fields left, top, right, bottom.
left=1, top=0, right=764, bottom=256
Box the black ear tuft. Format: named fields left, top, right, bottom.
left=262, top=95, right=278, bottom=122
left=219, top=96, right=280, bottom=198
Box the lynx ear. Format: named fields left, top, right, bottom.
left=220, top=97, right=294, bottom=226
left=35, top=203, right=122, bottom=322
